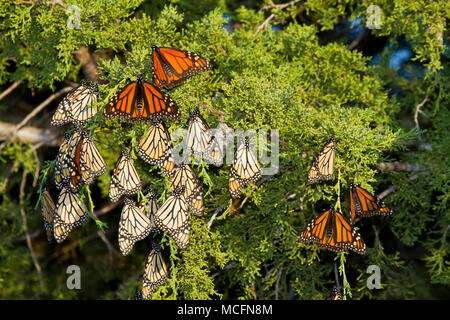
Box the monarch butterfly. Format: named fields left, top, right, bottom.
left=299, top=207, right=366, bottom=255
left=109, top=149, right=142, bottom=203
left=349, top=182, right=392, bottom=221
left=173, top=228, right=190, bottom=250
left=154, top=186, right=190, bottom=249
left=329, top=286, right=343, bottom=300
left=185, top=107, right=223, bottom=166
left=79, top=134, right=107, bottom=178
left=207, top=136, right=223, bottom=167
left=55, top=127, right=106, bottom=192
left=151, top=44, right=212, bottom=90
left=54, top=130, right=85, bottom=192
left=103, top=75, right=180, bottom=123
left=307, top=136, right=336, bottom=184
left=138, top=119, right=175, bottom=177
left=54, top=134, right=71, bottom=190
left=118, top=198, right=152, bottom=256
left=41, top=189, right=56, bottom=243
left=229, top=137, right=262, bottom=198
left=138, top=188, right=159, bottom=233
left=51, top=81, right=98, bottom=126
left=169, top=164, right=204, bottom=216
left=53, top=187, right=88, bottom=243
left=142, top=240, right=168, bottom=300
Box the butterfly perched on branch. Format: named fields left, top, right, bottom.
left=349, top=182, right=392, bottom=221
left=151, top=44, right=212, bottom=90
left=307, top=136, right=336, bottom=184
left=229, top=137, right=261, bottom=198
left=51, top=81, right=98, bottom=126
left=299, top=207, right=366, bottom=255
left=103, top=74, right=180, bottom=123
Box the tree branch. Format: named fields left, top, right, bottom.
left=19, top=171, right=44, bottom=291
left=0, top=121, right=64, bottom=147
left=0, top=86, right=73, bottom=152
left=0, top=80, right=23, bottom=102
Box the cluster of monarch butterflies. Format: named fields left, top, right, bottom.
left=38, top=43, right=393, bottom=300
left=40, top=45, right=222, bottom=299
left=299, top=136, right=393, bottom=255
left=43, top=124, right=107, bottom=243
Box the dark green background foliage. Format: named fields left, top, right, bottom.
left=0, top=0, right=448, bottom=299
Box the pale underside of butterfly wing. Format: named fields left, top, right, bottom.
left=109, top=151, right=141, bottom=203
left=51, top=84, right=98, bottom=126
left=118, top=199, right=151, bottom=255
left=80, top=136, right=106, bottom=178
left=169, top=165, right=204, bottom=216
left=154, top=191, right=191, bottom=244
left=41, top=190, right=56, bottom=243
left=138, top=190, right=159, bottom=233
left=53, top=188, right=87, bottom=243
left=142, top=244, right=168, bottom=299
left=138, top=121, right=175, bottom=177
left=228, top=140, right=261, bottom=198
left=307, top=137, right=336, bottom=184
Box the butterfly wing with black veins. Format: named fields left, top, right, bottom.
left=51, top=82, right=99, bottom=126
left=103, top=75, right=180, bottom=123
left=118, top=198, right=152, bottom=256
left=41, top=189, right=56, bottom=243
left=299, top=208, right=366, bottom=255
left=169, top=164, right=204, bottom=216
left=228, top=137, right=262, bottom=198
left=204, top=136, right=223, bottom=167
left=142, top=240, right=168, bottom=299
left=109, top=149, right=142, bottom=203
left=53, top=187, right=88, bottom=243
left=54, top=133, right=72, bottom=190
left=154, top=186, right=190, bottom=249
left=152, top=44, right=212, bottom=90
left=138, top=188, right=159, bottom=233
left=79, top=134, right=106, bottom=179
left=138, top=119, right=175, bottom=177
left=186, top=107, right=212, bottom=157
left=349, top=182, right=393, bottom=220
left=307, top=136, right=336, bottom=184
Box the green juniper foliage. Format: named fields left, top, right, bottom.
left=0, top=0, right=448, bottom=299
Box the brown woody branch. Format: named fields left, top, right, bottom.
left=0, top=80, right=23, bottom=102
left=0, top=86, right=73, bottom=152
left=19, top=171, right=44, bottom=291
left=74, top=46, right=100, bottom=82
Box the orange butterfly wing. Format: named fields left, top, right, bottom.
left=152, top=44, right=212, bottom=89
left=333, top=210, right=366, bottom=254
left=104, top=76, right=180, bottom=122
left=300, top=208, right=366, bottom=255
left=350, top=183, right=392, bottom=220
